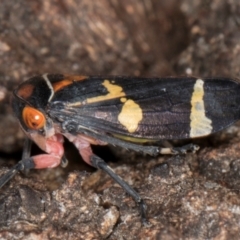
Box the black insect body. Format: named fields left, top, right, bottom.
left=1, top=74, right=240, bottom=223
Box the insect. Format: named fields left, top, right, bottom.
left=0, top=74, right=240, bottom=223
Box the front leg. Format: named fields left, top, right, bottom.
left=25, top=133, right=65, bottom=169
left=0, top=134, right=65, bottom=188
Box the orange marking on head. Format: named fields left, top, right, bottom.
left=17, top=84, right=35, bottom=99
left=22, top=106, right=46, bottom=130
left=52, top=75, right=88, bottom=92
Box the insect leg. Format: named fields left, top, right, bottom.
left=81, top=130, right=199, bottom=156
left=90, top=154, right=148, bottom=224
left=0, top=134, right=65, bottom=188
left=160, top=143, right=200, bottom=155
left=0, top=138, right=33, bottom=188
left=71, top=136, right=149, bottom=223
left=112, top=142, right=200, bottom=156
left=0, top=157, right=35, bottom=188
left=22, top=137, right=32, bottom=159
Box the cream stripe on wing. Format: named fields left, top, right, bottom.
left=118, top=97, right=143, bottom=133
left=190, top=79, right=212, bottom=138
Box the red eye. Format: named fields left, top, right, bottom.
left=22, top=106, right=46, bottom=130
